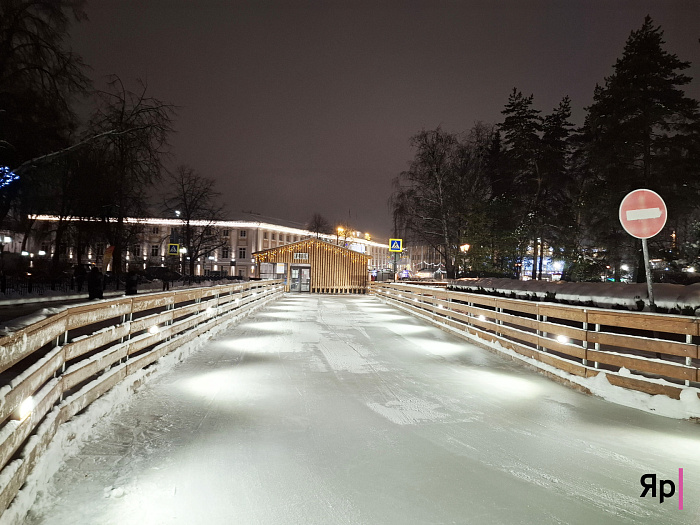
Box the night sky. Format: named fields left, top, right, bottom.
left=69, top=0, right=700, bottom=239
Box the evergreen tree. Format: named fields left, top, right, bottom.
left=582, top=16, right=700, bottom=279
left=540, top=97, right=575, bottom=278
left=498, top=89, right=543, bottom=278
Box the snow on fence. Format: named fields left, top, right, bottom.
left=372, top=282, right=700, bottom=408
left=449, top=277, right=700, bottom=312
left=0, top=279, right=284, bottom=516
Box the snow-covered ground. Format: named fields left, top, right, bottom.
left=16, top=295, right=700, bottom=524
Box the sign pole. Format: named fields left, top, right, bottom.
left=619, top=189, right=666, bottom=313
left=641, top=238, right=655, bottom=312
left=389, top=238, right=403, bottom=281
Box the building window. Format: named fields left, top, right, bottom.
left=238, top=247, right=246, bottom=259
left=151, top=244, right=159, bottom=257
left=263, top=232, right=268, bottom=239
left=222, top=246, right=230, bottom=259
left=152, top=226, right=159, bottom=234
left=223, top=230, right=229, bottom=237
left=239, top=230, right=247, bottom=238
left=271, top=233, right=276, bottom=240
left=132, top=245, right=140, bottom=257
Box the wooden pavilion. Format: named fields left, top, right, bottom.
left=253, top=238, right=370, bottom=294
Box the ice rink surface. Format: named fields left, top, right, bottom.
left=26, top=295, right=699, bottom=524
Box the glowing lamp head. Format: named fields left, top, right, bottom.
left=148, top=325, right=160, bottom=335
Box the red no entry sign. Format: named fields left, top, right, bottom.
left=619, top=189, right=667, bottom=239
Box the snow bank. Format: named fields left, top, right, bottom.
left=481, top=337, right=700, bottom=420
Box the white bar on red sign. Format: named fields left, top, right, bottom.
left=626, top=207, right=662, bottom=221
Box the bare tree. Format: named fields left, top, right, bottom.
left=0, top=0, right=90, bottom=230
left=391, top=125, right=493, bottom=278
left=163, top=165, right=227, bottom=278
left=87, top=76, right=175, bottom=281
left=306, top=212, right=330, bottom=238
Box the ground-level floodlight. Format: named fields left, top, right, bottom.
left=13, top=396, right=34, bottom=421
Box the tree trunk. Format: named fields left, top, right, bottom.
left=531, top=238, right=539, bottom=280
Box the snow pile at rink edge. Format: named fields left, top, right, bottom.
left=0, top=305, right=265, bottom=525
left=490, top=339, right=700, bottom=421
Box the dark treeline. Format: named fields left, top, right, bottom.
left=0, top=1, right=225, bottom=280
left=392, top=16, right=700, bottom=282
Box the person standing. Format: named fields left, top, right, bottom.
left=125, top=270, right=138, bottom=295
left=87, top=267, right=103, bottom=299
left=74, top=264, right=86, bottom=292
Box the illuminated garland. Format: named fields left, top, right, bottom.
left=253, top=239, right=371, bottom=265
left=0, top=167, right=19, bottom=189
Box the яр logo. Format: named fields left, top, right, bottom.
left=640, top=469, right=684, bottom=509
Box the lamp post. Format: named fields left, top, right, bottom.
left=179, top=247, right=187, bottom=277
left=459, top=243, right=470, bottom=276
left=336, top=226, right=344, bottom=246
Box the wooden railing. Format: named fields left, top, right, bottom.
left=0, top=280, right=283, bottom=516
left=372, top=282, right=700, bottom=402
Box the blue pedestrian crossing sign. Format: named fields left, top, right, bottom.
left=389, top=238, right=403, bottom=252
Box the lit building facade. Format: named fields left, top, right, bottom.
left=25, top=216, right=391, bottom=279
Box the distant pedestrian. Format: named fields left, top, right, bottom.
left=125, top=270, right=138, bottom=296
left=87, top=267, right=103, bottom=300
left=74, top=264, right=86, bottom=292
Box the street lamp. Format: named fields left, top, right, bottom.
left=336, top=226, right=344, bottom=245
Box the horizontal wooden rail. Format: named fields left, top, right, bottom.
left=0, top=280, right=284, bottom=517
left=372, top=282, right=700, bottom=404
